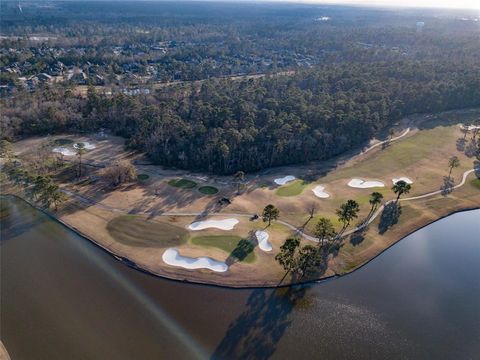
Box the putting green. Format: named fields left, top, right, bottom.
left=168, top=178, right=197, bottom=189
left=107, top=215, right=188, bottom=248
left=190, top=235, right=256, bottom=263
left=198, top=186, right=218, bottom=195
left=276, top=179, right=307, bottom=197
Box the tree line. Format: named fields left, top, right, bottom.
left=2, top=59, right=480, bottom=175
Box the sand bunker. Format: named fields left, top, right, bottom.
left=52, top=147, right=76, bottom=156
left=312, top=185, right=330, bottom=198
left=392, top=177, right=413, bottom=185
left=188, top=218, right=239, bottom=231
left=162, top=248, right=228, bottom=272
left=73, top=141, right=96, bottom=150
left=348, top=179, right=385, bottom=189
left=255, top=230, right=272, bottom=252
left=460, top=124, right=480, bottom=131
left=274, top=175, right=296, bottom=185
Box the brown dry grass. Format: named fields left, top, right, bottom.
left=9, top=108, right=480, bottom=287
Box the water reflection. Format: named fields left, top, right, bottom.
left=213, top=286, right=308, bottom=360
left=1, top=196, right=479, bottom=360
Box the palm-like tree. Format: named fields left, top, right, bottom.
left=314, top=217, right=336, bottom=245
left=392, top=180, right=411, bottom=202
left=369, top=192, right=384, bottom=214
left=336, top=200, right=360, bottom=232
left=32, top=175, right=51, bottom=200
left=233, top=170, right=245, bottom=194
left=275, top=237, right=300, bottom=283
left=50, top=185, right=67, bottom=211
left=75, top=142, right=86, bottom=177
left=447, top=156, right=460, bottom=178
left=262, top=204, right=280, bottom=226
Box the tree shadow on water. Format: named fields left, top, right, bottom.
left=211, top=286, right=308, bottom=360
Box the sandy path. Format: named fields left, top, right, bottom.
left=362, top=128, right=410, bottom=154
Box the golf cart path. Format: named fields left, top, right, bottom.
left=362, top=127, right=410, bottom=154
left=61, top=167, right=477, bottom=243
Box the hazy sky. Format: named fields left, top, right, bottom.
left=286, top=0, right=480, bottom=10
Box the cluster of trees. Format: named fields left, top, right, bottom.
left=1, top=139, right=68, bottom=211
left=269, top=180, right=412, bottom=281
left=2, top=3, right=480, bottom=175
left=2, top=59, right=479, bottom=175
left=101, top=160, right=137, bottom=187
left=2, top=159, right=66, bottom=211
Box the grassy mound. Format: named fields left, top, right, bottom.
left=53, top=138, right=74, bottom=146
left=198, top=186, right=218, bottom=195
left=276, top=179, right=307, bottom=197
left=107, top=215, right=188, bottom=248
left=168, top=178, right=197, bottom=189
left=137, top=173, right=150, bottom=181
left=190, top=235, right=256, bottom=263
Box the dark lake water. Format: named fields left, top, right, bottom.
left=1, top=196, right=479, bottom=360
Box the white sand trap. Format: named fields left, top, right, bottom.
left=162, top=248, right=228, bottom=272
left=188, top=218, right=239, bottom=231
left=312, top=185, right=330, bottom=198
left=52, top=147, right=76, bottom=156
left=392, top=177, right=413, bottom=185
left=348, top=178, right=385, bottom=189
left=274, top=175, right=296, bottom=185
left=73, top=141, right=96, bottom=150
left=255, top=230, right=272, bottom=252
left=460, top=124, right=480, bottom=131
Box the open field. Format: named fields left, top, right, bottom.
left=107, top=215, right=188, bottom=248
left=3, top=108, right=479, bottom=287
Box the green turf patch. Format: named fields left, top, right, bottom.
left=354, top=189, right=390, bottom=206
left=470, top=178, right=480, bottom=189
left=198, top=186, right=218, bottom=195
left=324, top=127, right=454, bottom=182
left=190, top=235, right=256, bottom=263
left=137, top=173, right=150, bottom=181
left=53, top=138, right=74, bottom=146
left=107, top=215, right=189, bottom=248
left=275, top=179, right=307, bottom=197
left=168, top=178, right=197, bottom=189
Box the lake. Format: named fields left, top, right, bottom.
left=1, top=196, right=479, bottom=359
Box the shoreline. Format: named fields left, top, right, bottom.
left=2, top=193, right=478, bottom=289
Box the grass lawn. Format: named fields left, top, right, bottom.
left=198, top=186, right=218, bottom=195
left=137, top=173, right=150, bottom=181
left=168, top=178, right=197, bottom=189
left=52, top=138, right=74, bottom=146
left=276, top=179, right=308, bottom=197
left=190, top=235, right=256, bottom=263
left=323, top=126, right=455, bottom=182
left=354, top=188, right=390, bottom=207
left=107, top=215, right=189, bottom=248
left=471, top=178, right=480, bottom=189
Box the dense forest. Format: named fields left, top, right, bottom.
left=1, top=1, right=480, bottom=174
left=2, top=59, right=479, bottom=174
